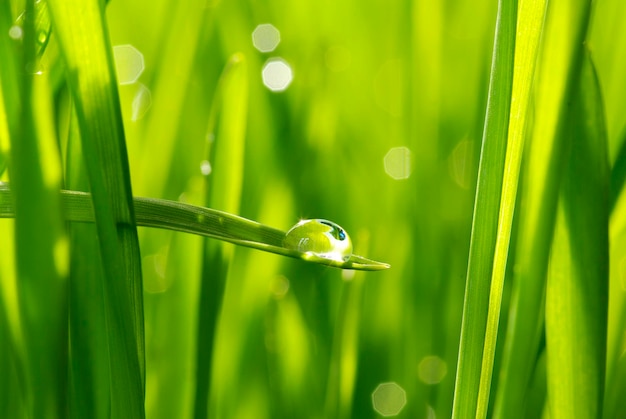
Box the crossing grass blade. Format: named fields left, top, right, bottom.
left=545, top=51, right=609, bottom=419
left=451, top=0, right=517, bottom=416
left=47, top=0, right=145, bottom=416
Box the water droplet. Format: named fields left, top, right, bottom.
left=36, top=29, right=48, bottom=45
left=283, top=219, right=353, bottom=262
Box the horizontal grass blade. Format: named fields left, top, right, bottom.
left=0, top=184, right=389, bottom=271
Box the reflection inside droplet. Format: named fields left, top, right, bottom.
left=283, top=219, right=352, bottom=262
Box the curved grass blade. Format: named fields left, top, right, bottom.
left=0, top=184, right=390, bottom=271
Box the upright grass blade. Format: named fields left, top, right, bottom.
left=451, top=0, right=517, bottom=416
left=324, top=272, right=365, bottom=419
left=610, top=128, right=626, bottom=211
left=546, top=52, right=608, bottom=419
left=475, top=0, right=547, bottom=416
left=194, top=53, right=248, bottom=419
left=492, top=0, right=593, bottom=416
left=47, top=0, right=145, bottom=416
left=0, top=2, right=68, bottom=418
left=65, top=105, right=111, bottom=419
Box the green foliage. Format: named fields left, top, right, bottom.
left=1, top=0, right=625, bottom=418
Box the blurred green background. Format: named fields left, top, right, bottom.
left=109, top=1, right=489, bottom=417
left=2, top=0, right=626, bottom=418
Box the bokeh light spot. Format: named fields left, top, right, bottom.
left=142, top=248, right=170, bottom=294
left=384, top=147, right=413, bottom=180
left=200, top=160, right=212, bottom=176
left=262, top=58, right=293, bottom=92
left=371, top=382, right=407, bottom=416
left=269, top=275, right=290, bottom=299
left=448, top=139, right=473, bottom=189
left=252, top=23, right=281, bottom=52
left=131, top=83, right=152, bottom=121
left=418, top=355, right=448, bottom=385
left=8, top=25, right=23, bottom=40
left=113, top=44, right=145, bottom=85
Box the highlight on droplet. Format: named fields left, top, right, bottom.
left=252, top=23, right=281, bottom=53
left=384, top=146, right=413, bottom=180
left=113, top=44, right=145, bottom=85
left=371, top=382, right=407, bottom=417
left=262, top=58, right=293, bottom=92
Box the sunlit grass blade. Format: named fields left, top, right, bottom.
left=325, top=234, right=368, bottom=419
left=492, top=0, right=593, bottom=416
left=47, top=0, right=145, bottom=416
left=475, top=0, right=547, bottom=416
left=452, top=0, right=517, bottom=416
left=0, top=184, right=390, bottom=270
left=610, top=128, right=626, bottom=211
left=0, top=1, right=68, bottom=417
left=545, top=51, right=609, bottom=419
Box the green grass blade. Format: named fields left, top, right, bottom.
left=0, top=1, right=68, bottom=417
left=475, top=0, right=547, bottom=416
left=325, top=263, right=366, bottom=418
left=194, top=53, right=248, bottom=419
left=492, top=0, right=593, bottom=416
left=0, top=184, right=389, bottom=271
left=545, top=51, right=609, bottom=419
left=452, top=0, right=517, bottom=416
left=47, top=0, right=145, bottom=416
left=610, top=127, right=626, bottom=211
left=65, top=107, right=111, bottom=419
